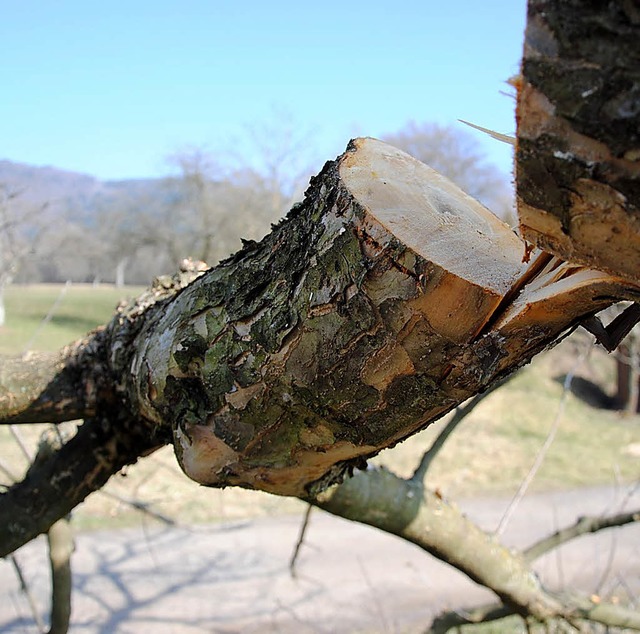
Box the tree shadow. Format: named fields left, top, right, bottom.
left=69, top=523, right=328, bottom=633
left=49, top=314, right=104, bottom=333
left=554, top=374, right=615, bottom=410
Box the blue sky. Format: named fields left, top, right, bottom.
left=2, top=1, right=526, bottom=181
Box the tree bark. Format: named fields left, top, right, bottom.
left=2, top=138, right=640, bottom=554
left=517, top=0, right=640, bottom=282
left=0, top=345, right=101, bottom=424
left=2, top=5, right=640, bottom=630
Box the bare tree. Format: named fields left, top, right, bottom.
left=0, top=185, right=49, bottom=325
left=383, top=121, right=516, bottom=222
left=229, top=106, right=321, bottom=217
left=159, top=116, right=320, bottom=269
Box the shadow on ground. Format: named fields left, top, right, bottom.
left=2, top=485, right=640, bottom=633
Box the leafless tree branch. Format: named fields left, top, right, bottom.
left=289, top=504, right=313, bottom=578
left=495, top=344, right=592, bottom=536
left=524, top=509, right=640, bottom=564
left=0, top=414, right=160, bottom=557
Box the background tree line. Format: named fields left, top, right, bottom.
left=0, top=120, right=515, bottom=288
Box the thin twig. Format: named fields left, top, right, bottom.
left=22, top=280, right=71, bottom=354
left=495, top=344, right=592, bottom=536
left=10, top=555, right=46, bottom=633
left=357, top=555, right=393, bottom=634
left=613, top=479, right=640, bottom=516
left=98, top=489, right=177, bottom=526
left=550, top=507, right=566, bottom=592
left=9, top=424, right=33, bottom=462
left=1, top=451, right=46, bottom=632
left=524, top=509, right=640, bottom=563
left=593, top=522, right=620, bottom=598
left=411, top=379, right=506, bottom=484
left=289, top=504, right=313, bottom=578
left=613, top=573, right=639, bottom=609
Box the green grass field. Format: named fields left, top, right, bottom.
left=0, top=283, right=145, bottom=354
left=2, top=283, right=639, bottom=530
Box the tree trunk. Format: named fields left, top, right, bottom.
left=115, top=257, right=128, bottom=289
left=516, top=0, right=640, bottom=282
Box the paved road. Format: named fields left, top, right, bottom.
left=2, top=485, right=640, bottom=633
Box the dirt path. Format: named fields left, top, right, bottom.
left=2, top=485, right=640, bottom=633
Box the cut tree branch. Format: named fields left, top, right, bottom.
left=2, top=138, right=640, bottom=554
left=115, top=138, right=640, bottom=499
left=0, top=3, right=638, bottom=631
left=0, top=343, right=100, bottom=424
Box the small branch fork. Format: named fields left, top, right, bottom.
left=312, top=381, right=640, bottom=633
left=315, top=464, right=640, bottom=632
left=0, top=266, right=200, bottom=555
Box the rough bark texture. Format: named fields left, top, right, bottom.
left=0, top=415, right=156, bottom=558
left=0, top=268, right=204, bottom=556
left=2, top=5, right=640, bottom=630
left=517, top=0, right=640, bottom=282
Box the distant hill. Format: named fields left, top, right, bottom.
left=0, top=160, right=100, bottom=201
left=0, top=160, right=170, bottom=224
left=0, top=158, right=281, bottom=285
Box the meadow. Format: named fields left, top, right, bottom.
left=1, top=283, right=639, bottom=529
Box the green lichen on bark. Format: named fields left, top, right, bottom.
left=127, top=144, right=477, bottom=494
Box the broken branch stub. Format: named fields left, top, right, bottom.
left=130, top=138, right=640, bottom=497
